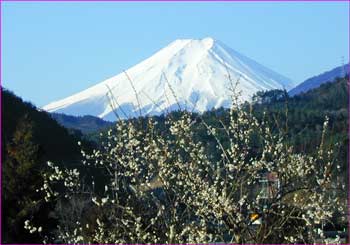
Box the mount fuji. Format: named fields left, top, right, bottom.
left=43, top=37, right=296, bottom=121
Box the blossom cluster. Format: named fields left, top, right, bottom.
left=26, top=88, right=345, bottom=244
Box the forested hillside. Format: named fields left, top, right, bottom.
left=252, top=76, right=348, bottom=171
left=1, top=88, right=94, bottom=243
left=2, top=89, right=85, bottom=163
left=51, top=113, right=113, bottom=134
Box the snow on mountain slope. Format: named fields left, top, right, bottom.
left=43, top=37, right=295, bottom=121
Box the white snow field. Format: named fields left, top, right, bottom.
left=43, top=37, right=295, bottom=121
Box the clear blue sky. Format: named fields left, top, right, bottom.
left=2, top=1, right=349, bottom=107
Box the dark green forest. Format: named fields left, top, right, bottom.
left=51, top=113, right=113, bottom=134
left=1, top=76, right=349, bottom=243
left=1, top=89, right=95, bottom=243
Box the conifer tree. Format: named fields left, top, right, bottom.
left=3, top=115, right=43, bottom=243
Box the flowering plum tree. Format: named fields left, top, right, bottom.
left=24, top=87, right=345, bottom=244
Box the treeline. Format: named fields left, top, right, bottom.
left=51, top=113, right=113, bottom=134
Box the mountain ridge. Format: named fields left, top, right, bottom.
left=288, top=63, right=349, bottom=96
left=43, top=37, right=295, bottom=121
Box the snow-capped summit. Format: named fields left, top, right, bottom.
left=43, top=37, right=295, bottom=121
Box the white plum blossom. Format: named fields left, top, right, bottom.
left=27, top=83, right=345, bottom=244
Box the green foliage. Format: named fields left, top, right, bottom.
left=252, top=89, right=288, bottom=104
left=1, top=89, right=85, bottom=163
left=253, top=78, right=348, bottom=185
left=1, top=88, right=94, bottom=243
left=2, top=115, right=50, bottom=243
left=51, top=113, right=113, bottom=134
